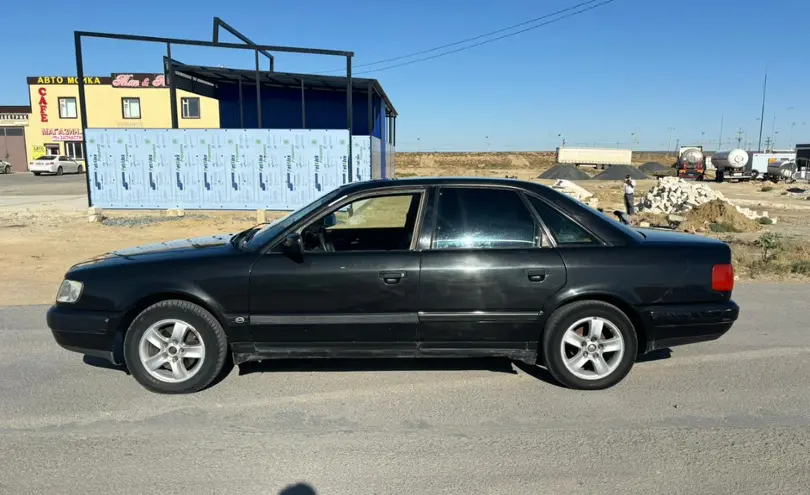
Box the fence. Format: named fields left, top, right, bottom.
left=84, top=128, right=379, bottom=210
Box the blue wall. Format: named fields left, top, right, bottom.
left=218, top=83, right=385, bottom=137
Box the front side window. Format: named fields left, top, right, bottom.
left=300, top=192, right=422, bottom=252
left=181, top=97, right=201, bottom=119
left=526, top=195, right=599, bottom=245
left=433, top=187, right=539, bottom=250
left=122, top=98, right=141, bottom=119
left=58, top=97, right=77, bottom=119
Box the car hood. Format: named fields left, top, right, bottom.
left=110, top=234, right=235, bottom=257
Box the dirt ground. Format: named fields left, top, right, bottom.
left=3, top=152, right=810, bottom=306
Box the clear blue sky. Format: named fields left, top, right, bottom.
left=2, top=0, right=808, bottom=151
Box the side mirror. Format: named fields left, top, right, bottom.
left=323, top=213, right=337, bottom=228
left=283, top=232, right=304, bottom=253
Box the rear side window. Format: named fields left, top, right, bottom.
left=527, top=195, right=600, bottom=245
left=433, top=187, right=538, bottom=249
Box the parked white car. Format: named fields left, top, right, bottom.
left=28, top=155, right=83, bottom=176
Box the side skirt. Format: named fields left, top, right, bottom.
left=231, top=343, right=537, bottom=366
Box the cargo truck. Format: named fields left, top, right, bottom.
left=555, top=147, right=633, bottom=169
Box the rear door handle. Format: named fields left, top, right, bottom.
left=527, top=269, right=546, bottom=282
left=379, top=271, right=406, bottom=285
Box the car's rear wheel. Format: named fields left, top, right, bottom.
left=124, top=300, right=228, bottom=394
left=76, top=165, right=83, bottom=174
left=541, top=300, right=637, bottom=390
left=56, top=166, right=63, bottom=176
left=3, top=165, right=9, bottom=174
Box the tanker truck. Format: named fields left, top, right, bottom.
left=676, top=145, right=706, bottom=180
left=711, top=148, right=750, bottom=182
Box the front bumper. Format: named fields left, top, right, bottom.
left=47, top=305, right=123, bottom=364
left=639, top=300, right=739, bottom=353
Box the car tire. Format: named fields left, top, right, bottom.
left=3, top=165, right=9, bottom=174
left=56, top=167, right=63, bottom=176
left=541, top=300, right=637, bottom=390
left=123, top=300, right=229, bottom=394
left=33, top=172, right=41, bottom=176
left=76, top=165, right=83, bottom=174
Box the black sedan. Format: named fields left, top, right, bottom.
left=47, top=177, right=739, bottom=393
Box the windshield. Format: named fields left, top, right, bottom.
left=37, top=155, right=57, bottom=160
left=242, top=186, right=347, bottom=250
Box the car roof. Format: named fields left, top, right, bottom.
left=340, top=177, right=548, bottom=194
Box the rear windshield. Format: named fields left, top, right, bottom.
left=37, top=155, right=57, bottom=160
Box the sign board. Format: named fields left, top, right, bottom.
left=42, top=128, right=83, bottom=141
left=83, top=128, right=362, bottom=210
left=111, top=74, right=167, bottom=88
left=26, top=76, right=110, bottom=85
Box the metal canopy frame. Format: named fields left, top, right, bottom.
left=73, top=21, right=357, bottom=206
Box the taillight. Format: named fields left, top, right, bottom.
left=712, top=264, right=734, bottom=292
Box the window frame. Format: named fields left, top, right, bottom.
left=58, top=97, right=78, bottom=119
left=64, top=141, right=84, bottom=160
left=121, top=97, right=142, bottom=119
left=522, top=191, right=606, bottom=247
left=266, top=186, right=429, bottom=254
left=181, top=97, right=201, bottom=119
left=428, top=185, right=551, bottom=252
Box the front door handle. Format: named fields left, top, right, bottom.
left=379, top=271, right=406, bottom=285
left=527, top=269, right=546, bottom=282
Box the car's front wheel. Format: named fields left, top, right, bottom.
left=124, top=300, right=228, bottom=394
left=541, top=300, right=637, bottom=390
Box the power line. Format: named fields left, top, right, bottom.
left=352, top=0, right=618, bottom=76
left=319, top=0, right=604, bottom=74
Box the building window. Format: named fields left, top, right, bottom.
left=59, top=97, right=78, bottom=119
left=181, top=97, right=201, bottom=119
left=65, top=141, right=84, bottom=160
left=122, top=97, right=141, bottom=119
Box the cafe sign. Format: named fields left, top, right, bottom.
left=26, top=76, right=109, bottom=85
left=42, top=128, right=83, bottom=141
left=111, top=74, right=167, bottom=88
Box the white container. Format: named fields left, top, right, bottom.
left=711, top=149, right=749, bottom=169
left=555, top=147, right=632, bottom=166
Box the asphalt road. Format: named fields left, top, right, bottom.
left=1, top=284, right=809, bottom=494
left=0, top=172, right=87, bottom=196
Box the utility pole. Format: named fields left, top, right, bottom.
left=667, top=127, right=675, bottom=151
left=758, top=71, right=767, bottom=151
left=770, top=115, right=777, bottom=149
left=764, top=136, right=772, bottom=152
left=736, top=127, right=744, bottom=148
left=718, top=116, right=724, bottom=152
left=700, top=131, right=706, bottom=147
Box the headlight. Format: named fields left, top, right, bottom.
left=56, top=280, right=83, bottom=303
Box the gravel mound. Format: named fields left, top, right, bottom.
left=639, top=161, right=669, bottom=173
left=593, top=165, right=649, bottom=180
left=539, top=164, right=591, bottom=180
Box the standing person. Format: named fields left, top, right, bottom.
left=623, top=174, right=636, bottom=215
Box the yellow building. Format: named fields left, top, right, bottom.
left=25, top=74, right=220, bottom=165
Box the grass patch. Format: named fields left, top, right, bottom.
left=760, top=185, right=774, bottom=192
left=709, top=222, right=742, bottom=233
left=724, top=233, right=810, bottom=280
left=757, top=217, right=774, bottom=225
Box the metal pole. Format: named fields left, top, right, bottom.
left=758, top=71, right=767, bottom=152
left=770, top=115, right=777, bottom=148
left=718, top=116, right=723, bottom=151
left=667, top=127, right=673, bottom=151
left=238, top=77, right=244, bottom=128
left=168, top=43, right=178, bottom=129
left=255, top=49, right=262, bottom=128
left=393, top=117, right=396, bottom=146
left=367, top=83, right=373, bottom=136
left=300, top=79, right=306, bottom=128
left=346, top=55, right=353, bottom=182
left=74, top=32, right=92, bottom=207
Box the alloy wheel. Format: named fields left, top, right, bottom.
left=138, top=319, right=206, bottom=383
left=559, top=317, right=625, bottom=380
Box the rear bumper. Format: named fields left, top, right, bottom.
left=639, top=300, right=739, bottom=353
left=29, top=164, right=58, bottom=173
left=47, top=305, right=123, bottom=364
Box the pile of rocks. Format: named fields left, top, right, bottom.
left=638, top=177, right=772, bottom=221
left=552, top=179, right=599, bottom=207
